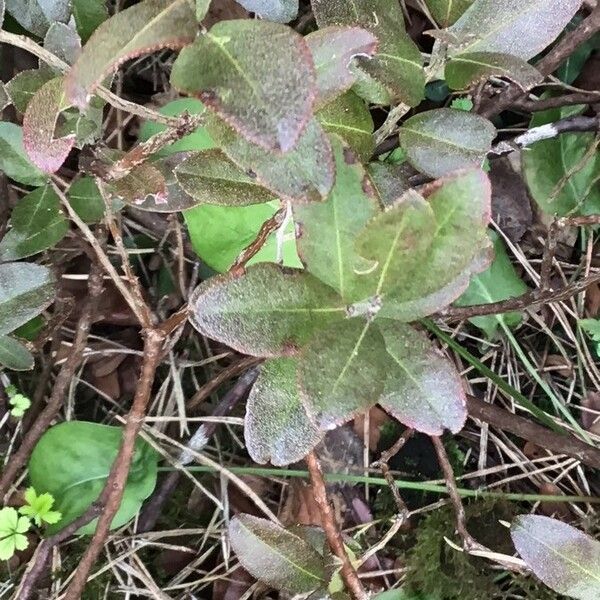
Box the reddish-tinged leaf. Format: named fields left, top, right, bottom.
left=245, top=358, right=322, bottom=466
left=66, top=0, right=197, bottom=108
left=305, top=26, right=378, bottom=107
left=23, top=77, right=75, bottom=174
left=189, top=263, right=346, bottom=357
left=172, top=19, right=316, bottom=152
left=511, top=515, right=600, bottom=600
left=378, top=321, right=467, bottom=435
left=107, top=162, right=168, bottom=206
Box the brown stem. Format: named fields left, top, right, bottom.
left=513, top=91, right=600, bottom=112
left=479, top=6, right=600, bottom=117
left=466, top=395, right=600, bottom=470
left=63, top=328, right=166, bottom=600
left=306, top=451, right=368, bottom=600
left=0, top=263, right=104, bottom=498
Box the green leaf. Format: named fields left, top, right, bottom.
left=398, top=108, right=496, bottom=178
left=445, top=52, right=542, bottom=91
left=312, top=0, right=425, bottom=106
left=189, top=263, right=346, bottom=357
left=454, top=231, right=528, bottom=338
left=447, top=0, right=582, bottom=60
left=366, top=162, right=411, bottom=207
left=23, top=77, right=75, bottom=173
left=208, top=117, right=335, bottom=203
left=511, top=515, right=600, bottom=600
left=5, top=68, right=54, bottom=114
left=0, top=83, right=8, bottom=112
left=5, top=0, right=70, bottom=37
left=0, top=262, right=55, bottom=336
left=299, top=319, right=386, bottom=429
left=0, top=335, right=35, bottom=371
left=195, top=0, right=210, bottom=20
left=0, top=122, right=47, bottom=186
left=0, top=185, right=69, bottom=261
left=19, top=487, right=62, bottom=527
left=67, top=176, right=105, bottom=223
left=234, top=0, right=298, bottom=22
left=579, top=319, right=600, bottom=343
left=138, top=98, right=215, bottom=156
left=294, top=136, right=380, bottom=301
left=378, top=321, right=467, bottom=435
left=28, top=421, right=158, bottom=535
left=357, top=170, right=491, bottom=315
left=66, top=0, right=197, bottom=108
left=171, top=19, right=315, bottom=152
left=522, top=104, right=600, bottom=216
left=245, top=358, right=322, bottom=466
left=425, top=0, right=473, bottom=26
left=175, top=150, right=278, bottom=206
left=306, top=26, right=378, bottom=108
left=72, top=0, right=109, bottom=42
left=8, top=391, right=32, bottom=417
left=229, top=514, right=327, bottom=594
left=0, top=507, right=30, bottom=561
left=43, top=22, right=81, bottom=67
left=317, top=91, right=374, bottom=162
left=184, top=201, right=301, bottom=272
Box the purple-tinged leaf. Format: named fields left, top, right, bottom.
left=208, top=117, right=335, bottom=203
left=511, top=515, right=600, bottom=600
left=234, top=0, right=298, bottom=22
left=299, top=319, right=387, bottom=430
left=189, top=263, right=346, bottom=357
left=23, top=77, right=75, bottom=174
left=378, top=321, right=467, bottom=435
left=0, top=262, right=55, bottom=336
left=447, top=0, right=583, bottom=61
left=171, top=19, right=316, bottom=152
left=66, top=0, right=197, bottom=109
left=399, top=109, right=496, bottom=178
left=306, top=26, right=378, bottom=108
left=229, top=514, right=327, bottom=594
left=312, top=0, right=425, bottom=106
left=445, top=52, right=542, bottom=91
left=175, top=150, right=277, bottom=206
left=245, top=358, right=322, bottom=466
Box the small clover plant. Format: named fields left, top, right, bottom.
left=19, top=487, right=62, bottom=528
left=0, top=507, right=30, bottom=561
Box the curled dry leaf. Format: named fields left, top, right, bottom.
left=66, top=0, right=197, bottom=108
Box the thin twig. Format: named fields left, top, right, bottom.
left=306, top=451, right=368, bottom=600
left=0, top=262, right=104, bottom=498
left=63, top=328, right=166, bottom=599
left=513, top=91, right=600, bottom=112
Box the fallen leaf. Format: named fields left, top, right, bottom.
left=280, top=481, right=322, bottom=527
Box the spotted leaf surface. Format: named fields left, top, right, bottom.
left=245, top=358, right=322, bottom=466
left=172, top=19, right=316, bottom=152
left=234, top=0, right=298, bottom=22
left=378, top=321, right=467, bottom=434
left=189, top=263, right=346, bottom=357
left=66, top=0, right=197, bottom=108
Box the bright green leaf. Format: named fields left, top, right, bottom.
left=0, top=507, right=30, bottom=561
left=454, top=230, right=528, bottom=338
left=398, top=108, right=496, bottom=178
left=72, top=0, right=109, bottom=42
left=0, top=262, right=55, bottom=336
left=312, top=0, right=425, bottom=106
left=0, top=122, right=47, bottom=186
left=0, top=336, right=35, bottom=371
left=8, top=391, right=32, bottom=417
left=317, top=91, right=374, bottom=162
left=66, top=0, right=197, bottom=108
left=294, top=136, right=380, bottom=301
left=28, top=421, right=158, bottom=535
left=0, top=185, right=69, bottom=261
left=447, top=0, right=582, bottom=60
left=229, top=514, right=327, bottom=594
left=445, top=52, right=542, bottom=91
left=245, top=358, right=322, bottom=466
left=511, top=515, right=600, bottom=600
left=299, top=319, right=387, bottom=429
left=189, top=263, right=346, bottom=357
left=522, top=104, right=600, bottom=216
left=378, top=321, right=467, bottom=435
left=175, top=150, right=278, bottom=206
left=19, top=487, right=62, bottom=527
left=171, top=19, right=315, bottom=152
